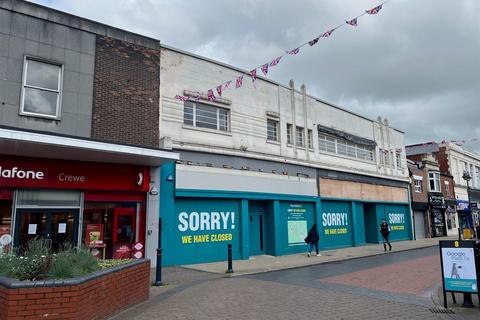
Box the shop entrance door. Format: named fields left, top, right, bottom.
left=249, top=212, right=265, bottom=255
left=14, top=209, right=79, bottom=251
left=414, top=211, right=425, bottom=239
left=112, top=207, right=136, bottom=258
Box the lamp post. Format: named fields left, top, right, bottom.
left=461, top=170, right=474, bottom=308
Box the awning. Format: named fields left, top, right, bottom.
left=0, top=127, right=179, bottom=166
left=317, top=124, right=376, bottom=147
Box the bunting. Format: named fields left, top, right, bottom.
left=346, top=18, right=358, bottom=26
left=236, top=75, right=244, bottom=88
left=175, top=1, right=387, bottom=103
left=366, top=4, right=383, bottom=14
left=261, top=63, right=269, bottom=76
left=250, top=69, right=257, bottom=82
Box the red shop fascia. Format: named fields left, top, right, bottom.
left=0, top=155, right=150, bottom=254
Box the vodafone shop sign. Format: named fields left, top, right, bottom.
left=0, top=156, right=149, bottom=192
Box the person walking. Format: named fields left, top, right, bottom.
left=380, top=218, right=392, bottom=252
left=305, top=224, right=321, bottom=257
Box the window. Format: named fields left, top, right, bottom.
left=21, top=57, right=63, bottom=119
left=428, top=172, right=441, bottom=192
left=318, top=132, right=374, bottom=162
left=267, top=119, right=279, bottom=142
left=295, top=126, right=305, bottom=147
left=414, top=179, right=422, bottom=193
left=396, top=151, right=402, bottom=168
left=286, top=124, right=293, bottom=145
left=184, top=101, right=229, bottom=132
left=307, top=129, right=313, bottom=149
left=475, top=166, right=480, bottom=188
left=444, top=181, right=450, bottom=197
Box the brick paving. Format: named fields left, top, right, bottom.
left=321, top=255, right=441, bottom=296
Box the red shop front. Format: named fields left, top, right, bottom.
left=0, top=156, right=149, bottom=259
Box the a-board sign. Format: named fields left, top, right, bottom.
left=439, top=240, right=479, bottom=294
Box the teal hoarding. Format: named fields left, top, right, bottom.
left=319, top=201, right=353, bottom=249
left=279, top=202, right=314, bottom=254
left=382, top=204, right=410, bottom=241
left=163, top=198, right=241, bottom=265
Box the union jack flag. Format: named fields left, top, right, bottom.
left=175, top=95, right=189, bottom=102
left=320, top=29, right=335, bottom=38
left=288, top=47, right=300, bottom=55
left=346, top=18, right=357, bottom=26
left=366, top=4, right=382, bottom=14
left=216, top=85, right=222, bottom=97
left=308, top=37, right=319, bottom=46
left=224, top=80, right=232, bottom=89
left=250, top=69, right=257, bottom=82
left=270, top=56, right=282, bottom=67
left=207, top=89, right=215, bottom=101
left=261, top=63, right=269, bottom=76
left=236, top=75, right=243, bottom=88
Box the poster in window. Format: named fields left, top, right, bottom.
left=85, top=224, right=104, bottom=247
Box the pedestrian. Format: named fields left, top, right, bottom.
left=305, top=224, right=321, bottom=257
left=380, top=218, right=392, bottom=252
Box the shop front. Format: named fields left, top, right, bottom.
left=160, top=163, right=319, bottom=266
left=318, top=174, right=413, bottom=249
left=428, top=193, right=446, bottom=237
left=0, top=156, right=149, bottom=258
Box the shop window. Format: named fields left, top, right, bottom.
left=414, top=179, right=422, bottom=193
left=17, top=190, right=80, bottom=207
left=286, top=123, right=293, bottom=145
left=428, top=172, right=441, bottom=192
left=0, top=201, right=12, bottom=253
left=82, top=202, right=142, bottom=259
left=267, top=118, right=279, bottom=142
left=21, top=57, right=63, bottom=119
left=183, top=101, right=229, bottom=132
left=295, top=126, right=305, bottom=147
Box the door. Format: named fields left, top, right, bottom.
left=249, top=212, right=265, bottom=255
left=414, top=211, right=425, bottom=239
left=112, top=207, right=136, bottom=258
left=14, top=209, right=79, bottom=251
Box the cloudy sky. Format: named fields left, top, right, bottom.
left=31, top=0, right=480, bottom=151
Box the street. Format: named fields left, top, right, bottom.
left=113, top=247, right=473, bottom=320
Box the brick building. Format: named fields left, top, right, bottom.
left=0, top=0, right=178, bottom=262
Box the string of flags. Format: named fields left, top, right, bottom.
left=175, top=2, right=387, bottom=103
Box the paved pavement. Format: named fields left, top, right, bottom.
left=111, top=237, right=480, bottom=320
left=182, top=236, right=455, bottom=275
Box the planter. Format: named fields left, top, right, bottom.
left=0, top=259, right=150, bottom=320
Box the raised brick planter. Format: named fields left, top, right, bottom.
left=0, top=259, right=150, bottom=320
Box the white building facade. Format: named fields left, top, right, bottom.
left=158, top=46, right=413, bottom=266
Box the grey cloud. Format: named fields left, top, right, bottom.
left=32, top=0, right=480, bottom=151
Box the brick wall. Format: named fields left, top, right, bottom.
left=433, top=147, right=450, bottom=174
left=409, top=165, right=428, bottom=203
left=0, top=260, right=150, bottom=320
left=440, top=174, right=456, bottom=200
left=92, top=36, right=160, bottom=148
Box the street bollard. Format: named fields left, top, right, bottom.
left=462, top=293, right=474, bottom=308
left=226, top=244, right=234, bottom=274
left=155, top=218, right=163, bottom=286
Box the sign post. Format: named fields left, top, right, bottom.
left=439, top=240, right=479, bottom=309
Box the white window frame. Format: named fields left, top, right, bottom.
left=183, top=101, right=230, bottom=132
left=20, top=56, right=64, bottom=120
left=414, top=179, right=422, bottom=193
left=317, top=132, right=375, bottom=162
left=444, top=180, right=450, bottom=196
left=428, top=172, right=441, bottom=192
left=266, top=118, right=279, bottom=142
left=295, top=126, right=305, bottom=147
left=286, top=123, right=293, bottom=145
left=396, top=151, right=402, bottom=168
